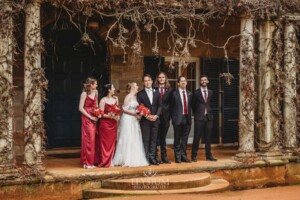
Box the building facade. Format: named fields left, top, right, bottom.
left=0, top=0, right=299, bottom=178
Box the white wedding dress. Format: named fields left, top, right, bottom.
left=112, top=99, right=149, bottom=167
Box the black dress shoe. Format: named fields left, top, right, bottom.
left=156, top=159, right=163, bottom=164
left=175, top=159, right=181, bottom=163
left=161, top=158, right=171, bottom=164
left=181, top=158, right=192, bottom=163
left=191, top=157, right=197, bottom=162
left=150, top=160, right=160, bottom=165
left=206, top=157, right=217, bottom=161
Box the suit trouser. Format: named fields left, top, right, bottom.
left=192, top=117, right=213, bottom=158
left=156, top=117, right=170, bottom=159
left=173, top=116, right=191, bottom=161
left=140, top=120, right=159, bottom=162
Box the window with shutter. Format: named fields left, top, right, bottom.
left=201, top=58, right=239, bottom=144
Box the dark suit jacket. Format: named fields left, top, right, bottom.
left=170, top=89, right=192, bottom=126
left=192, top=88, right=214, bottom=121
left=159, top=87, right=174, bottom=122
left=137, top=88, right=162, bottom=122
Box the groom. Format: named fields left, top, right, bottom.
left=137, top=74, right=162, bottom=165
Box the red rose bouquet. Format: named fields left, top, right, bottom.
left=91, top=107, right=104, bottom=117
left=108, top=103, right=122, bottom=116
left=137, top=104, right=151, bottom=117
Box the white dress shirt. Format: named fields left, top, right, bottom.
left=201, top=87, right=208, bottom=102
left=145, top=87, right=153, bottom=104
left=201, top=87, right=208, bottom=114
left=179, top=88, right=188, bottom=114
left=159, top=86, right=165, bottom=95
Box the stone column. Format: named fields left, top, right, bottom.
left=257, top=21, right=282, bottom=159
left=0, top=3, right=18, bottom=179
left=234, top=18, right=258, bottom=162
left=24, top=1, right=45, bottom=170
left=283, top=22, right=297, bottom=155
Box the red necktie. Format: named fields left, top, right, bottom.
left=183, top=90, right=188, bottom=115
left=203, top=90, right=207, bottom=114
left=203, top=89, right=207, bottom=101
left=160, top=87, right=164, bottom=99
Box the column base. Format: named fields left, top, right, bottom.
left=23, top=159, right=46, bottom=174
left=0, top=164, right=19, bottom=180
left=282, top=148, right=298, bottom=156
left=258, top=150, right=284, bottom=161
left=281, top=148, right=300, bottom=162
left=233, top=152, right=259, bottom=163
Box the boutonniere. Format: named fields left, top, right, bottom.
left=153, top=89, right=156, bottom=92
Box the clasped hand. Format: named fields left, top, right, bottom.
left=108, top=113, right=120, bottom=121
left=147, top=115, right=158, bottom=122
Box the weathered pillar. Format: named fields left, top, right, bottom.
left=24, top=0, right=45, bottom=170
left=257, top=21, right=282, bottom=159
left=0, top=3, right=18, bottom=179
left=283, top=22, right=297, bottom=155
left=234, top=18, right=258, bottom=162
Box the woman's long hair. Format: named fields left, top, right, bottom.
left=101, top=83, right=112, bottom=98
left=153, top=72, right=171, bottom=89
left=82, top=77, right=97, bottom=95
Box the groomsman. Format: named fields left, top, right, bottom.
left=170, top=76, right=192, bottom=163
left=191, top=75, right=217, bottom=162
left=137, top=74, right=162, bottom=165
left=154, top=72, right=173, bottom=164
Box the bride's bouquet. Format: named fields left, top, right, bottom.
left=91, top=107, right=104, bottom=117
left=108, top=103, right=122, bottom=116
left=137, top=104, right=151, bottom=117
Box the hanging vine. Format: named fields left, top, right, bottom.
left=0, top=0, right=299, bottom=177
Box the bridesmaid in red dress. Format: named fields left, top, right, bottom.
left=97, top=83, right=119, bottom=167
left=79, top=77, right=99, bottom=169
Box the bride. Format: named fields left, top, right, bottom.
left=112, top=82, right=149, bottom=167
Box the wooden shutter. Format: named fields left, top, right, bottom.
left=222, top=60, right=239, bottom=143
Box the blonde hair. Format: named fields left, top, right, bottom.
left=83, top=77, right=97, bottom=95
left=126, top=82, right=136, bottom=93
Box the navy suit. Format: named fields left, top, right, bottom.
left=170, top=89, right=192, bottom=161
left=137, top=88, right=162, bottom=162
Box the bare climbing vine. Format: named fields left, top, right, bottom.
left=0, top=0, right=299, bottom=178
left=0, top=1, right=20, bottom=173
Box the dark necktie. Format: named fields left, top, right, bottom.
left=203, top=90, right=207, bottom=114
left=203, top=89, right=207, bottom=101
left=160, top=87, right=164, bottom=99
left=182, top=90, right=188, bottom=115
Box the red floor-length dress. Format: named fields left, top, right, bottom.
left=80, top=94, right=97, bottom=166
left=97, top=103, right=118, bottom=167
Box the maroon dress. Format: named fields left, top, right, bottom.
left=80, top=94, right=97, bottom=166
left=97, top=103, right=118, bottom=167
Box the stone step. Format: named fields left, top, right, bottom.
left=83, top=179, right=229, bottom=199
left=102, top=173, right=211, bottom=190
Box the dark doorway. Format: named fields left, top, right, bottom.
left=201, top=58, right=239, bottom=144
left=43, top=21, right=108, bottom=148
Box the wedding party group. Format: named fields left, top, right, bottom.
left=79, top=72, right=217, bottom=169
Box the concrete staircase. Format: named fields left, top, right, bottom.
left=82, top=172, right=229, bottom=199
